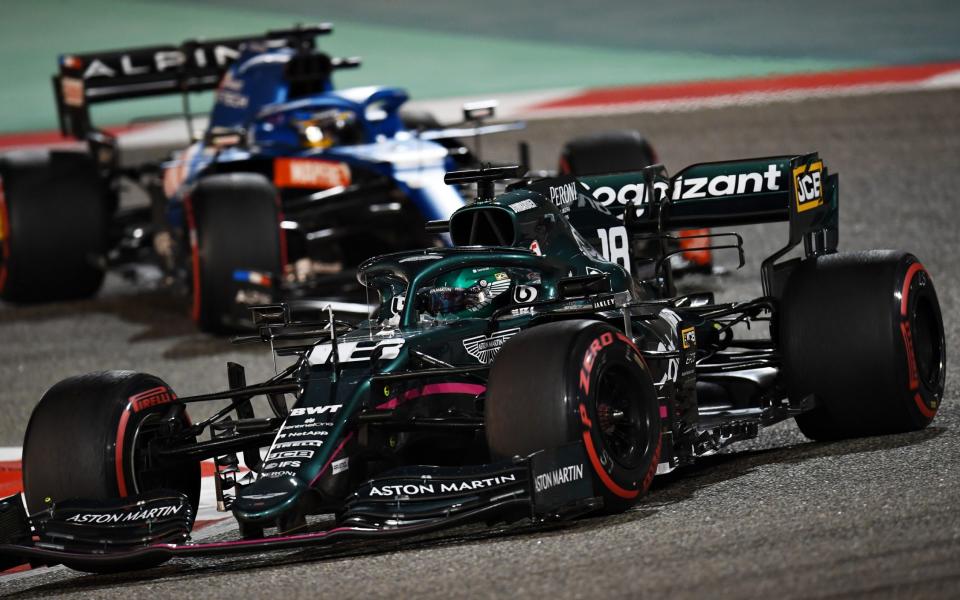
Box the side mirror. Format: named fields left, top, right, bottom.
left=249, top=303, right=290, bottom=326
left=462, top=100, right=497, bottom=122
left=206, top=126, right=246, bottom=148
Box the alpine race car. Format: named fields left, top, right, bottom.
left=0, top=152, right=945, bottom=573
left=0, top=24, right=521, bottom=331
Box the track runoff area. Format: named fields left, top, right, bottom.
left=1, top=64, right=959, bottom=595
left=1, top=60, right=959, bottom=150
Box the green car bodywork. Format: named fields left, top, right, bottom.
left=231, top=153, right=834, bottom=524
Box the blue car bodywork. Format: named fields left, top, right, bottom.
left=51, top=25, right=501, bottom=329
left=173, top=49, right=463, bottom=222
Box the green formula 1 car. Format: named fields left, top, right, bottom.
left=0, top=150, right=945, bottom=573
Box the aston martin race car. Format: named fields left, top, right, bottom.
left=0, top=24, right=521, bottom=331
left=0, top=153, right=945, bottom=573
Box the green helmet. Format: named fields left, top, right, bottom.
left=417, top=267, right=513, bottom=319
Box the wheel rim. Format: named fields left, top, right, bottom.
left=129, top=413, right=166, bottom=494
left=594, top=364, right=653, bottom=470
left=128, top=412, right=198, bottom=506
left=912, top=294, right=945, bottom=391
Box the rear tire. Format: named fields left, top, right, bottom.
left=22, top=371, right=200, bottom=516
left=782, top=251, right=946, bottom=440
left=186, top=173, right=284, bottom=332
left=486, top=320, right=661, bottom=513
left=559, top=130, right=656, bottom=176
left=0, top=150, right=108, bottom=302
left=559, top=131, right=714, bottom=274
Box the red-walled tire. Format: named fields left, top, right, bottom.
left=186, top=173, right=283, bottom=333
left=782, top=251, right=946, bottom=440
left=558, top=131, right=713, bottom=273
left=558, top=130, right=656, bottom=176
left=486, top=320, right=661, bottom=513
left=0, top=150, right=107, bottom=302
left=21, top=371, right=200, bottom=517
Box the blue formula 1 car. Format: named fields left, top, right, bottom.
left=0, top=24, right=521, bottom=330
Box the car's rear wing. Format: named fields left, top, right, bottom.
left=52, top=24, right=334, bottom=139
left=580, top=153, right=839, bottom=295
left=581, top=155, right=834, bottom=232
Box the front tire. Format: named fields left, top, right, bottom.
left=782, top=251, right=946, bottom=440
left=186, top=173, right=284, bottom=332
left=22, top=371, right=200, bottom=517
left=486, top=320, right=661, bottom=513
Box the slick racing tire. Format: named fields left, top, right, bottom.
left=22, top=371, right=200, bottom=573
left=22, top=370, right=201, bottom=516
left=486, top=320, right=661, bottom=513
left=186, top=173, right=284, bottom=333
left=782, top=251, right=946, bottom=440
left=0, top=150, right=108, bottom=302
left=558, top=130, right=656, bottom=176
left=559, top=131, right=713, bottom=275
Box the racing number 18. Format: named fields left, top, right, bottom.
left=597, top=226, right=630, bottom=273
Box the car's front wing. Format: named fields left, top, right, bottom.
left=0, top=442, right=595, bottom=573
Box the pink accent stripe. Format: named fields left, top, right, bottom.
left=376, top=382, right=486, bottom=410
left=309, top=432, right=354, bottom=487
left=153, top=525, right=364, bottom=551
left=532, top=62, right=960, bottom=110
left=659, top=405, right=668, bottom=419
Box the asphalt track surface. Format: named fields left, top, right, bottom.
left=1, top=88, right=959, bottom=597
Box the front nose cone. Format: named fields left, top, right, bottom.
left=232, top=474, right=306, bottom=523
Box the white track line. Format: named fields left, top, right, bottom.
left=0, top=447, right=22, bottom=462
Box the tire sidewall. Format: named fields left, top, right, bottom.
left=894, top=259, right=945, bottom=428
left=186, top=172, right=283, bottom=331
left=115, top=380, right=197, bottom=508
left=566, top=326, right=661, bottom=508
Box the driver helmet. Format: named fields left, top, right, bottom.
left=295, top=109, right=357, bottom=149
left=418, top=267, right=513, bottom=319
